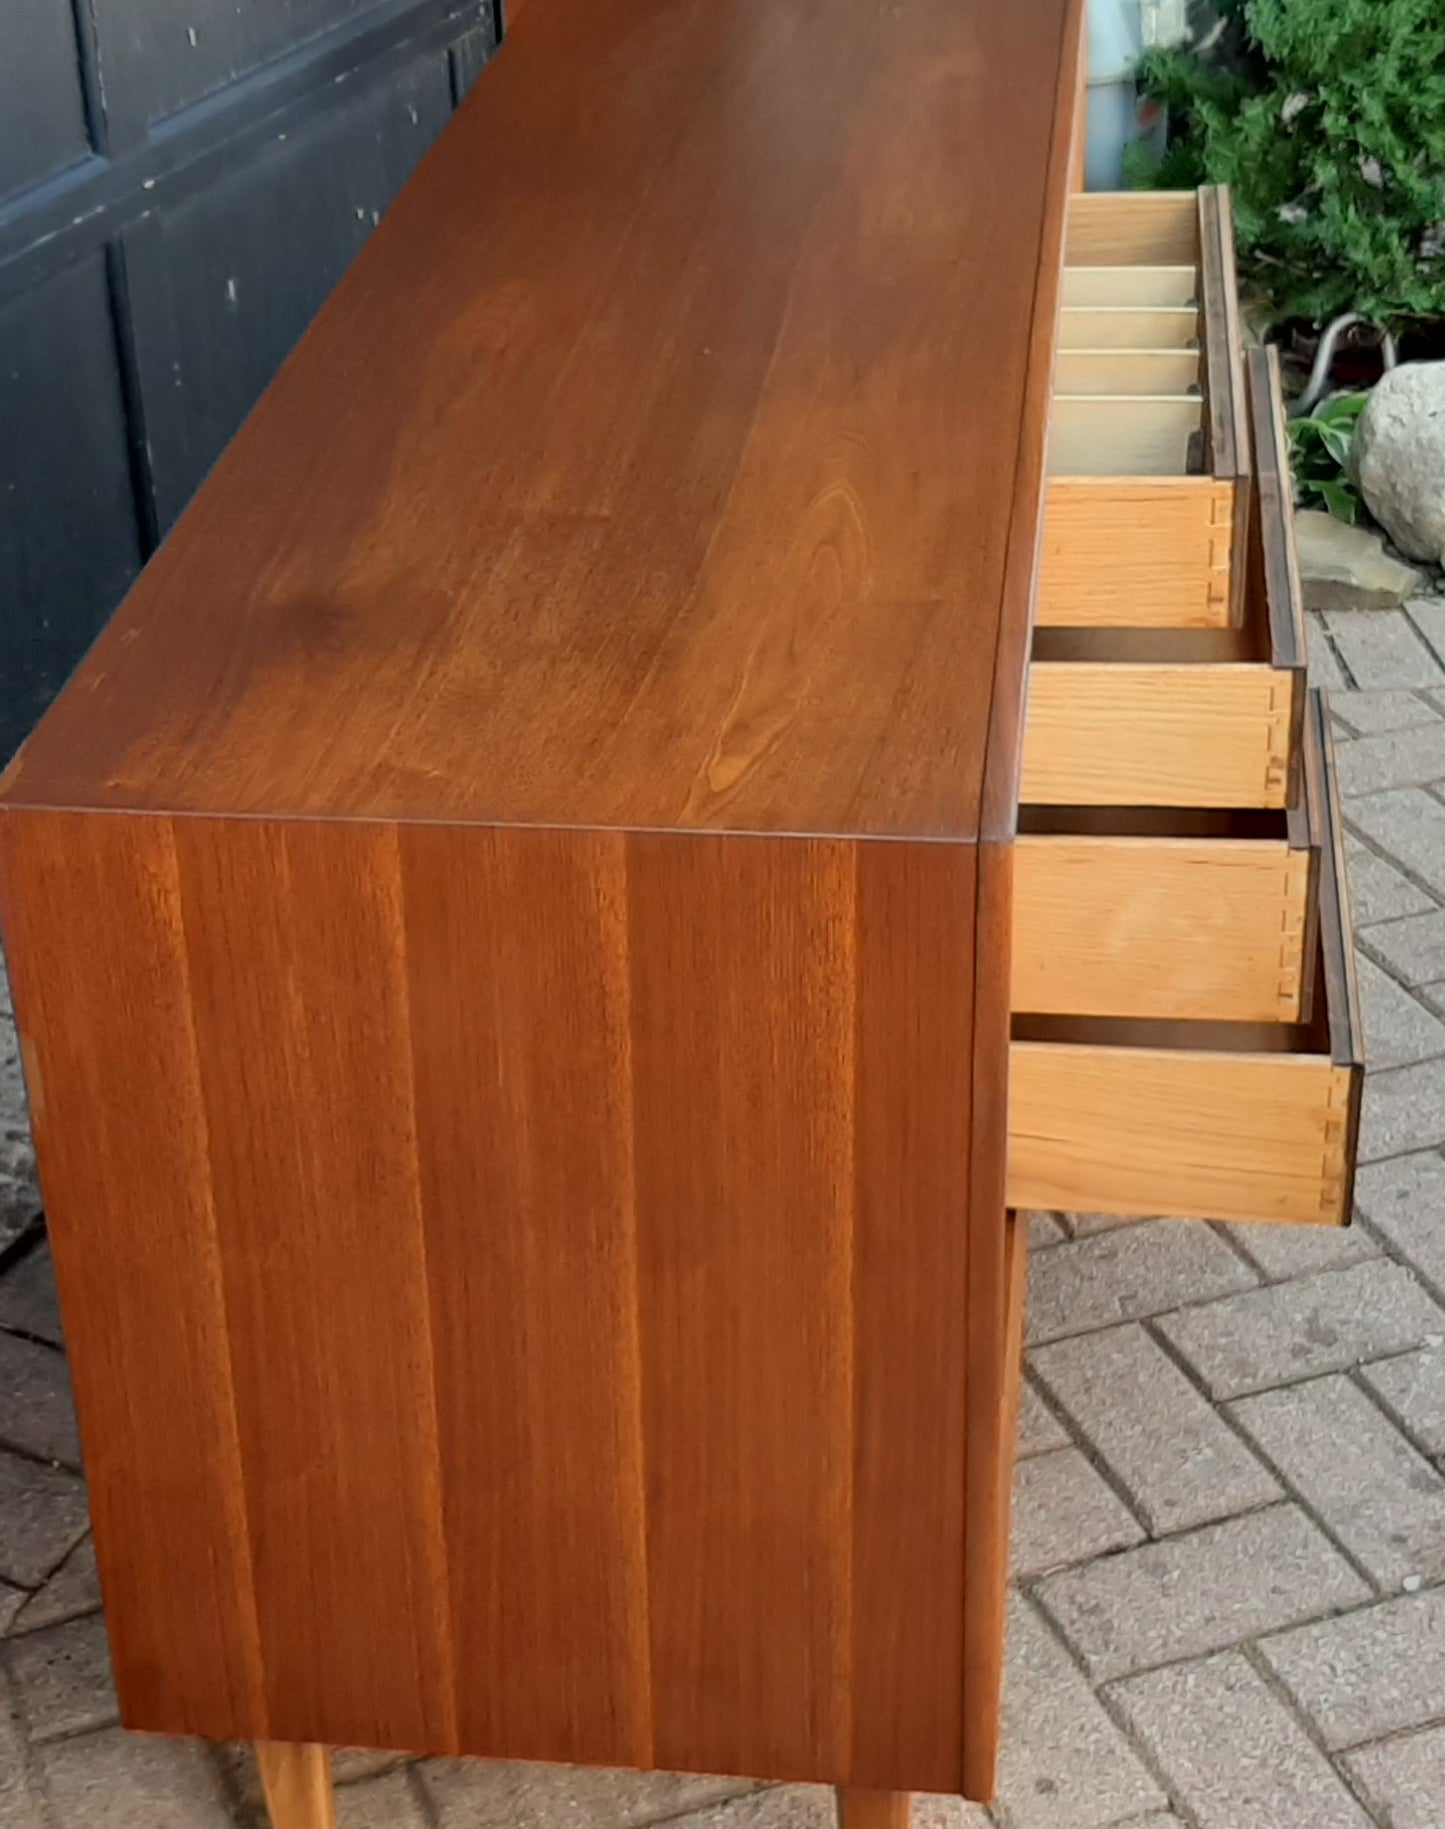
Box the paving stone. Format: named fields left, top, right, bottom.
left=1058, top=1211, right=1149, bottom=1239
left=992, top=1594, right=1165, bottom=1829
left=910, top=1797, right=992, bottom=1828
left=1353, top=952, right=1445, bottom=1068
left=1218, top=1218, right=1377, bottom=1281
left=1331, top=689, right=1441, bottom=736
left=1327, top=610, right=1445, bottom=688
left=1157, top=1260, right=1445, bottom=1398
left=0, top=1245, right=61, bottom=1352
left=1362, top=1346, right=1445, bottom=1453
left=0, top=1001, right=37, bottom=1258
left=1024, top=1222, right=1257, bottom=1346
left=1230, top=1375, right=1445, bottom=1589
left=5, top=1612, right=117, bottom=1743
left=0, top=1449, right=89, bottom=1589
left=418, top=1758, right=757, bottom=1827
left=1362, top=908, right=1445, bottom=987
left=1031, top=1325, right=1280, bottom=1535
left=1109, top=1651, right=1371, bottom=1829
left=621, top=1788, right=829, bottom=1829
left=1259, top=1587, right=1445, bottom=1748
left=1307, top=616, right=1349, bottom=689
left=1348, top=787, right=1445, bottom=898
left=1017, top=1376, right=1069, bottom=1459
left=34, top=1727, right=232, bottom=1827
left=0, top=1333, right=79, bottom=1470
left=11, top=1536, right=101, bottom=1636
left=0, top=1702, right=44, bottom=1829
left=1343, top=1722, right=1445, bottom=1829
left=1029, top=1212, right=1067, bottom=1247
left=337, top=1767, right=430, bottom=1829
left=1407, top=598, right=1445, bottom=666
left=330, top=1747, right=409, bottom=1785
left=1034, top=1504, right=1369, bottom=1682
left=0, top=1584, right=23, bottom=1633
left=1355, top=1150, right=1445, bottom=1295
left=216, top=1742, right=406, bottom=1810
left=1359, top=1056, right=1445, bottom=1160
left=1009, top=1447, right=1144, bottom=1577
left=1334, top=724, right=1445, bottom=798
left=1343, top=835, right=1436, bottom=926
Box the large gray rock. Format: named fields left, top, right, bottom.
left=1353, top=362, right=1445, bottom=563
left=1294, top=508, right=1426, bottom=613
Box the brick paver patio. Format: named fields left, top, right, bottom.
left=2, top=604, right=1444, bottom=1827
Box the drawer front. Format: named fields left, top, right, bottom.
left=1012, top=824, right=1312, bottom=1024
left=1040, top=186, right=1248, bottom=630
left=1022, top=659, right=1294, bottom=807
left=1007, top=695, right=1363, bottom=1227
left=1007, top=1039, right=1354, bottom=1225
left=1038, top=478, right=1235, bottom=628
left=1025, top=344, right=1307, bottom=805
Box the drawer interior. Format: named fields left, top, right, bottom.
left=1061, top=265, right=1199, bottom=308
left=1048, top=396, right=1205, bottom=476
left=1058, top=307, right=1200, bottom=350
left=1054, top=349, right=1203, bottom=396
left=1066, top=191, right=1199, bottom=264
left=1050, top=187, right=1245, bottom=490
left=1007, top=697, right=1362, bottom=1227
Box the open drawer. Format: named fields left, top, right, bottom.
left=1023, top=345, right=1305, bottom=808
left=1006, top=694, right=1363, bottom=1227
left=1039, top=186, right=1249, bottom=629
left=1011, top=804, right=1314, bottom=1025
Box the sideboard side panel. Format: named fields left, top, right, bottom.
left=0, top=808, right=268, bottom=1740
left=1, top=814, right=986, bottom=1793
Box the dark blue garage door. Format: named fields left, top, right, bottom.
left=0, top=0, right=502, bottom=763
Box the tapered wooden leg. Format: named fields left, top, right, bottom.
left=257, top=1743, right=336, bottom=1829
left=836, top=1790, right=911, bottom=1829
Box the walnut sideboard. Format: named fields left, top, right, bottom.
left=0, top=2, right=1362, bottom=1826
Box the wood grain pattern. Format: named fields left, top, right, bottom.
left=257, top=1745, right=335, bottom=1829
left=1061, top=266, right=1198, bottom=307
left=0, top=818, right=995, bottom=1793
left=837, top=1792, right=912, bottom=1829
left=1047, top=396, right=1204, bottom=477
left=1037, top=479, right=1234, bottom=626
left=1199, top=186, right=1250, bottom=504
left=1053, top=349, right=1202, bottom=395
left=0, top=0, right=1078, bottom=847
left=1022, top=661, right=1294, bottom=807
left=0, top=0, right=1089, bottom=1802
left=1057, top=306, right=1200, bottom=349
left=1065, top=191, right=1198, bottom=264
left=1007, top=1041, right=1357, bottom=1225
left=0, top=814, right=266, bottom=1743
left=1013, top=831, right=1313, bottom=1022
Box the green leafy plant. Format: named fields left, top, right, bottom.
left=1129, top=0, right=1445, bottom=329
left=1287, top=391, right=1368, bottom=521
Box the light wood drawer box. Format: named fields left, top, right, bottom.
left=1011, top=805, right=1313, bottom=1025
left=1023, top=344, right=1305, bottom=807
left=1039, top=186, right=1249, bottom=630
left=1006, top=695, right=1363, bottom=1227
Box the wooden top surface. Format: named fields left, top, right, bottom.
left=2, top=0, right=1080, bottom=840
